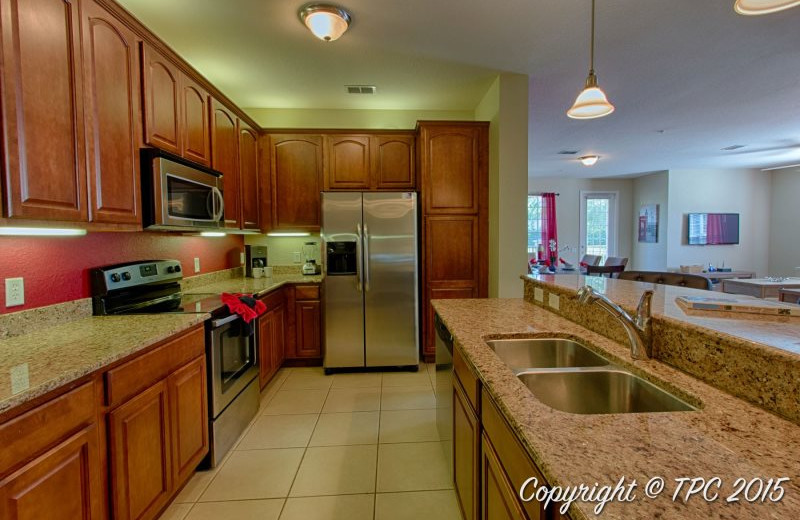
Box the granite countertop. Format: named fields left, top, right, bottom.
left=527, top=273, right=800, bottom=356
left=183, top=272, right=324, bottom=298
left=432, top=298, right=800, bottom=520
left=0, top=313, right=207, bottom=415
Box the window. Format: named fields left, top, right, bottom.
left=527, top=195, right=543, bottom=255
left=579, top=191, right=618, bottom=262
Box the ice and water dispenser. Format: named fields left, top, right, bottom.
left=326, top=242, right=357, bottom=275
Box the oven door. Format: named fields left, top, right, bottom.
left=208, top=314, right=259, bottom=418
left=149, top=154, right=224, bottom=229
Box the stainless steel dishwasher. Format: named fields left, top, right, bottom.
left=434, top=313, right=454, bottom=473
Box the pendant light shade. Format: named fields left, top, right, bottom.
left=567, top=0, right=615, bottom=120
left=299, top=4, right=352, bottom=42
left=734, top=0, right=800, bottom=15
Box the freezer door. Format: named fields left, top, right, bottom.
left=322, top=193, right=366, bottom=368
left=363, top=192, right=419, bottom=367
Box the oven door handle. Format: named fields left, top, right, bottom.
left=211, top=314, right=239, bottom=328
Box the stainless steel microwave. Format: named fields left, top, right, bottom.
left=141, top=149, right=225, bottom=231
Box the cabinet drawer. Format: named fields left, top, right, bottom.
left=454, top=345, right=479, bottom=411
left=481, top=388, right=547, bottom=520
left=0, top=381, right=96, bottom=476
left=259, top=287, right=285, bottom=309
left=294, top=285, right=320, bottom=300
left=106, top=326, right=204, bottom=408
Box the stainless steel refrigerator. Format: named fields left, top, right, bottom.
left=322, top=192, right=419, bottom=371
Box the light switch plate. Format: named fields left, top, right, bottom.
left=194, top=257, right=201, bottom=273
left=5, top=277, right=24, bottom=307
left=534, top=287, right=544, bottom=302
left=239, top=252, right=245, bottom=265
left=292, top=251, right=302, bottom=263
left=548, top=293, right=560, bottom=310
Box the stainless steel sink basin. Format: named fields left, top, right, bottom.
left=486, top=338, right=610, bottom=369
left=517, top=369, right=696, bottom=414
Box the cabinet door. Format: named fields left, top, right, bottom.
left=0, top=0, right=87, bottom=221
left=453, top=380, right=479, bottom=520
left=239, top=121, right=260, bottom=229
left=0, top=424, right=104, bottom=520
left=269, top=135, right=322, bottom=230
left=167, top=356, right=208, bottom=487
left=373, top=135, right=415, bottom=189
left=481, top=435, right=528, bottom=520
left=141, top=43, right=180, bottom=155
left=324, top=135, right=370, bottom=190
left=108, top=380, right=172, bottom=520
left=211, top=99, right=239, bottom=228
left=294, top=300, right=322, bottom=358
left=272, top=304, right=286, bottom=369
left=180, top=74, right=211, bottom=166
left=258, top=310, right=276, bottom=390
left=83, top=0, right=141, bottom=226
left=420, top=123, right=486, bottom=214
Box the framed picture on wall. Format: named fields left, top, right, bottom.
left=638, top=204, right=659, bottom=243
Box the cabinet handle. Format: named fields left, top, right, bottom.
left=356, top=224, right=363, bottom=293
left=363, top=224, right=370, bottom=292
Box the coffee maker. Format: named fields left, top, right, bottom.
left=245, top=245, right=267, bottom=277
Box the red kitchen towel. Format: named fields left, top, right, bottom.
left=221, top=293, right=267, bottom=323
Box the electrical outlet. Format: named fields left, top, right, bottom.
left=5, top=278, right=24, bottom=307
left=240, top=252, right=245, bottom=265
left=548, top=293, right=560, bottom=311
left=534, top=287, right=544, bottom=303
left=194, top=257, right=201, bottom=273
left=292, top=251, right=302, bottom=263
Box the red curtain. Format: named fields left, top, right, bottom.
left=542, top=193, right=558, bottom=262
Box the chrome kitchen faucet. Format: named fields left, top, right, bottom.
left=576, top=285, right=654, bottom=360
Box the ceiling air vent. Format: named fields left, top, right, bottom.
left=346, top=85, right=377, bottom=94
left=721, top=144, right=745, bottom=151
left=558, top=150, right=579, bottom=155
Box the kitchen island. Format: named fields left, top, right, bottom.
left=432, top=275, right=800, bottom=519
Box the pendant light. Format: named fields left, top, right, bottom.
left=299, top=4, right=352, bottom=42
left=734, top=0, right=800, bottom=15
left=567, top=0, right=615, bottom=120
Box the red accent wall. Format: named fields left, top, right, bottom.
left=0, top=232, right=244, bottom=313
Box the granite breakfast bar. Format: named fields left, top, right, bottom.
left=432, top=274, right=800, bottom=519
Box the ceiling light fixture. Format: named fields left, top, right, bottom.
left=567, top=0, right=615, bottom=120
left=580, top=155, right=600, bottom=166
left=299, top=4, right=352, bottom=42
left=734, top=0, right=800, bottom=15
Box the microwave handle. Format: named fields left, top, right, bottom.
left=211, top=187, right=225, bottom=222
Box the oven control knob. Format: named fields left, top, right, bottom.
left=121, top=272, right=132, bottom=281
left=166, top=266, right=175, bottom=273
left=110, top=273, right=121, bottom=283
left=174, top=265, right=182, bottom=273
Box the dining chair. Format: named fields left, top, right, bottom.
left=580, top=254, right=602, bottom=266
left=604, top=256, right=629, bottom=267
left=585, top=264, right=626, bottom=278
left=618, top=271, right=713, bottom=290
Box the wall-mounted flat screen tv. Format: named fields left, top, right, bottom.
left=687, top=213, right=739, bottom=245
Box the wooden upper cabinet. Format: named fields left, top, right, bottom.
left=420, top=123, right=487, bottom=214
left=268, top=134, right=322, bottom=230
left=324, top=135, right=371, bottom=190
left=211, top=99, right=240, bottom=228
left=141, top=43, right=181, bottom=155
left=0, top=0, right=88, bottom=221
left=238, top=121, right=260, bottom=229
left=180, top=75, right=211, bottom=166
left=373, top=135, right=415, bottom=190
left=83, top=0, right=142, bottom=226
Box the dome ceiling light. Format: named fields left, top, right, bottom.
left=734, top=0, right=800, bottom=15
left=567, top=0, right=615, bottom=120
left=299, top=4, right=352, bottom=42
left=580, top=155, right=600, bottom=166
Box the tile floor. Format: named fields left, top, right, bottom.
left=160, top=363, right=461, bottom=520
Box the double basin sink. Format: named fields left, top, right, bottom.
left=485, top=338, right=696, bottom=414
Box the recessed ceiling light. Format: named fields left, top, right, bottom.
left=579, top=155, right=600, bottom=166
left=346, top=85, right=376, bottom=94
left=734, top=0, right=800, bottom=16
left=721, top=144, right=745, bottom=151
left=299, top=4, right=352, bottom=42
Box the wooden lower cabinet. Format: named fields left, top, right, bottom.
left=481, top=434, right=528, bottom=520
left=294, top=299, right=322, bottom=358
left=453, top=379, right=479, bottom=520
left=0, top=424, right=105, bottom=520
left=168, top=357, right=208, bottom=486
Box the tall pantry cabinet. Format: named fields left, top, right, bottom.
left=418, top=121, right=489, bottom=361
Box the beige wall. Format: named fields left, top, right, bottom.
left=630, top=171, right=669, bottom=271
left=529, top=177, right=634, bottom=266
left=666, top=169, right=771, bottom=275
left=767, top=167, right=800, bottom=277
left=245, top=108, right=473, bottom=129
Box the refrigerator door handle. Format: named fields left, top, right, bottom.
left=363, top=223, right=371, bottom=292
left=356, top=223, right=363, bottom=292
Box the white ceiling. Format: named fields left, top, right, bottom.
left=117, top=0, right=800, bottom=178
